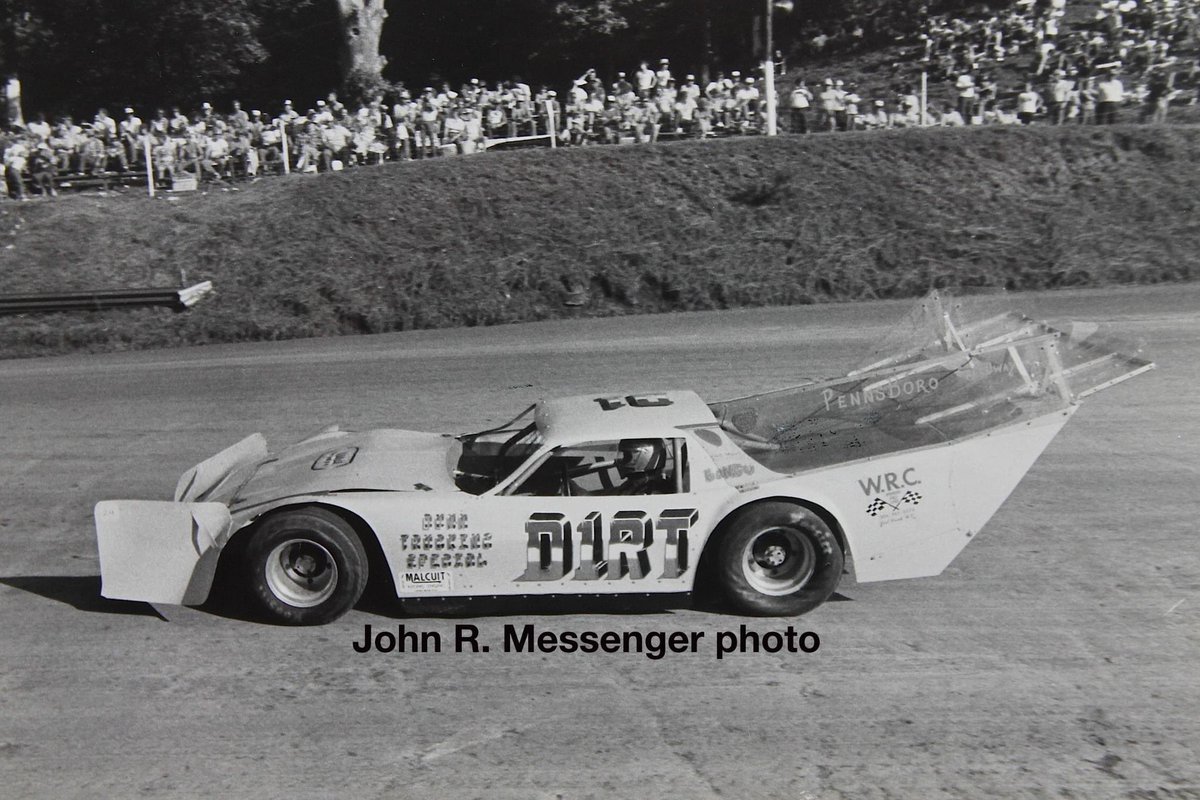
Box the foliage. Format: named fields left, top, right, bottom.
left=8, top=0, right=321, bottom=115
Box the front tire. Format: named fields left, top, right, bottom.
left=716, top=502, right=843, bottom=616
left=246, top=506, right=368, bottom=625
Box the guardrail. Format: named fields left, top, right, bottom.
left=0, top=281, right=214, bottom=315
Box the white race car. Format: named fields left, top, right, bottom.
left=95, top=292, right=1152, bottom=624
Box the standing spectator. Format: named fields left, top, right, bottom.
left=655, top=59, right=673, bottom=90
left=977, top=73, right=999, bottom=117
left=1017, top=81, right=1043, bottom=124
left=832, top=79, right=848, bottom=131
left=1096, top=69, right=1125, bottom=123
left=789, top=79, right=812, bottom=133
left=955, top=72, right=977, bottom=122
left=1049, top=70, right=1075, bottom=124
left=635, top=61, right=656, bottom=97
left=1144, top=67, right=1173, bottom=123
left=1079, top=77, right=1098, bottom=125
left=844, top=84, right=862, bottom=130
left=817, top=78, right=839, bottom=131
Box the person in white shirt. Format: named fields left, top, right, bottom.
left=635, top=62, right=656, bottom=97
left=1096, top=71, right=1124, bottom=124
left=789, top=80, right=812, bottom=133
left=1017, top=82, right=1043, bottom=124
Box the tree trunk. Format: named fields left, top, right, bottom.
left=335, top=0, right=388, bottom=90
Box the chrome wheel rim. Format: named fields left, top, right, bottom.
left=265, top=539, right=338, bottom=608
left=741, top=526, right=816, bottom=596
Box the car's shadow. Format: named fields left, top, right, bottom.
left=0, top=573, right=853, bottom=624
left=359, top=589, right=854, bottom=620
left=0, top=575, right=164, bottom=618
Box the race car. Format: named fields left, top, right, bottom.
left=95, top=292, right=1153, bottom=624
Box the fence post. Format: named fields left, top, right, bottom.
left=280, top=120, right=291, bottom=174
left=921, top=71, right=928, bottom=126
left=143, top=136, right=155, bottom=198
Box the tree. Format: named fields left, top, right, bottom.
left=335, top=0, right=389, bottom=102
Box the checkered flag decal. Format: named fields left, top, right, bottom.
left=867, top=491, right=923, bottom=516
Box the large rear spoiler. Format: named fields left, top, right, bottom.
left=709, top=291, right=1154, bottom=472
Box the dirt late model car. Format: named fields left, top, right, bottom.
left=95, top=292, right=1152, bottom=624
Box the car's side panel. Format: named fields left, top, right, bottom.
left=276, top=481, right=738, bottom=599
left=729, top=408, right=1075, bottom=583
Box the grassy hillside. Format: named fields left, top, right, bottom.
left=1, top=124, right=1197, bottom=358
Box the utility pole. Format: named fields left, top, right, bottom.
left=765, top=0, right=794, bottom=136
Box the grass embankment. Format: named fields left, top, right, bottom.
left=0, top=124, right=1197, bottom=358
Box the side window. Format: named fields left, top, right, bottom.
left=509, top=438, right=688, bottom=497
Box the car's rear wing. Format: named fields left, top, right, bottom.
left=709, top=291, right=1154, bottom=474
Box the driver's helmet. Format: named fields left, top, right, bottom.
left=617, top=439, right=665, bottom=478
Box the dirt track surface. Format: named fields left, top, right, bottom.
left=1, top=285, right=1197, bottom=799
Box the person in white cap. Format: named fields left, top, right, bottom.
left=789, top=79, right=812, bottom=133
left=656, top=58, right=673, bottom=89
left=119, top=106, right=142, bottom=165
left=818, top=79, right=838, bottom=131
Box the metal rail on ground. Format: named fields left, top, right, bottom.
left=0, top=281, right=214, bottom=315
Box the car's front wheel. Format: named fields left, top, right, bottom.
left=716, top=502, right=843, bottom=616
left=245, top=506, right=368, bottom=625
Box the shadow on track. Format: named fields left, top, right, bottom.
left=0, top=575, right=164, bottom=618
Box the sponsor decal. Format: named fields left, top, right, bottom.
left=311, top=447, right=358, bottom=470
left=401, top=570, right=452, bottom=593
left=518, top=508, right=698, bottom=582
left=594, top=394, right=674, bottom=411
left=400, top=530, right=492, bottom=569
left=422, top=512, right=469, bottom=530
left=704, top=463, right=755, bottom=482
left=822, top=377, right=939, bottom=412
left=866, top=491, right=923, bottom=517
left=858, top=468, right=923, bottom=525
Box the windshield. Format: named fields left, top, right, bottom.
left=454, top=406, right=544, bottom=494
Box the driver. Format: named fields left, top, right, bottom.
left=609, top=438, right=672, bottom=495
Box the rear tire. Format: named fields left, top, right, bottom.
left=246, top=506, right=368, bottom=625
left=716, top=502, right=843, bottom=616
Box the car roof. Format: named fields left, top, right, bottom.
left=535, top=390, right=717, bottom=443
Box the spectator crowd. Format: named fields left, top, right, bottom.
left=3, top=0, right=1198, bottom=201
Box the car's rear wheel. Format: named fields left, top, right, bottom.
left=246, top=506, right=368, bottom=625
left=716, top=502, right=843, bottom=616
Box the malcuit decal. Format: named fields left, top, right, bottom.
left=518, top=508, right=699, bottom=582
left=400, top=570, right=452, bottom=593
left=311, top=447, right=358, bottom=470
left=593, top=394, right=674, bottom=411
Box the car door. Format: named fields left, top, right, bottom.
left=463, top=436, right=731, bottom=595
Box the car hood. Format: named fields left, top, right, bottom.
left=230, top=428, right=461, bottom=509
